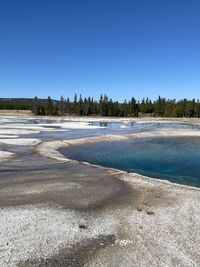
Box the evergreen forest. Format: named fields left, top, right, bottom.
left=1, top=95, right=200, bottom=118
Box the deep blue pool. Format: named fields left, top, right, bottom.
left=60, top=136, right=200, bottom=188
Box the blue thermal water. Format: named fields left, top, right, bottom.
left=60, top=136, right=200, bottom=187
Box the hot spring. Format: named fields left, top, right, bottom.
left=60, top=136, right=200, bottom=188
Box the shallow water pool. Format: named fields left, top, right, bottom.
left=60, top=136, right=200, bottom=188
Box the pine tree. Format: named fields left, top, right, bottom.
left=130, top=97, right=138, bottom=116
left=32, top=96, right=39, bottom=115
left=99, top=94, right=103, bottom=115
left=73, top=94, right=79, bottom=114
left=59, top=95, right=66, bottom=115
left=45, top=96, right=54, bottom=115
left=66, top=97, right=71, bottom=114
left=78, top=95, right=83, bottom=115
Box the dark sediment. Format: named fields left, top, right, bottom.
left=19, top=235, right=116, bottom=267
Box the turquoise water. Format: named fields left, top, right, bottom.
left=60, top=136, right=200, bottom=188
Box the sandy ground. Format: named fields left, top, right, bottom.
left=0, top=115, right=200, bottom=266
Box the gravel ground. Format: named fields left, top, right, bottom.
left=0, top=206, right=118, bottom=267
left=88, top=173, right=200, bottom=267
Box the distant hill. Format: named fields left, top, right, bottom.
left=0, top=98, right=58, bottom=105
left=0, top=98, right=58, bottom=112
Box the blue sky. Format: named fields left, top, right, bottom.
left=0, top=0, right=200, bottom=101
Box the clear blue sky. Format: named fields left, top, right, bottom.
left=0, top=0, right=200, bottom=101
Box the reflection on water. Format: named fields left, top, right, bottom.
left=36, top=121, right=200, bottom=140
left=60, top=136, right=200, bottom=188
left=2, top=117, right=200, bottom=141
left=100, top=121, right=108, bottom=127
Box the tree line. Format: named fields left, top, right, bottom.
left=1, top=95, right=200, bottom=117
left=31, top=95, right=200, bottom=118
